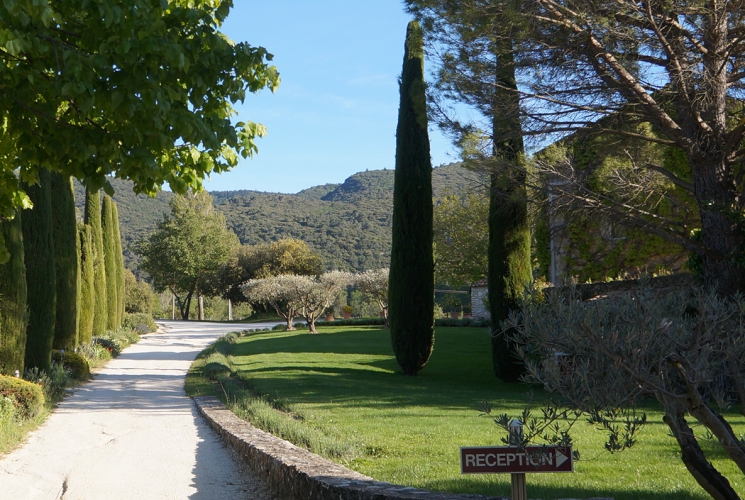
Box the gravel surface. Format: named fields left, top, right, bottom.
left=0, top=320, right=280, bottom=500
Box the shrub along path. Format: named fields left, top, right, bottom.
left=0, top=320, right=279, bottom=500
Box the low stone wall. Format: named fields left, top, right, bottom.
left=194, top=396, right=504, bottom=500
left=194, top=396, right=614, bottom=500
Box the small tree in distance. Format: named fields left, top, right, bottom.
left=212, top=238, right=323, bottom=305
left=433, top=193, right=488, bottom=288
left=242, top=275, right=302, bottom=330
left=291, top=271, right=352, bottom=334
left=138, top=191, right=239, bottom=320
left=355, top=269, right=390, bottom=326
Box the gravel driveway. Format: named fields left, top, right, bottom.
left=0, top=320, right=279, bottom=500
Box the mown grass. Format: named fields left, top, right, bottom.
left=187, top=326, right=745, bottom=500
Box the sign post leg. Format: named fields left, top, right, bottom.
left=511, top=472, right=527, bottom=500
left=508, top=419, right=527, bottom=500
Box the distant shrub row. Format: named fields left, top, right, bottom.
left=313, top=317, right=490, bottom=328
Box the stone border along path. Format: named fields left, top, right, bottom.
left=0, top=320, right=279, bottom=500
left=192, top=363, right=615, bottom=500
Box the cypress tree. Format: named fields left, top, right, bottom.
left=0, top=212, right=28, bottom=375
left=112, top=201, right=125, bottom=327
left=50, top=172, right=79, bottom=350
left=78, top=223, right=95, bottom=345
left=388, top=20, right=434, bottom=376
left=101, top=196, right=118, bottom=330
left=75, top=220, right=82, bottom=343
left=85, top=187, right=107, bottom=335
left=488, top=34, right=531, bottom=382
left=22, top=170, right=57, bottom=371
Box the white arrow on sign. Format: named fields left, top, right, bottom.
left=555, top=449, right=568, bottom=468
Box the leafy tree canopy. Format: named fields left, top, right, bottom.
left=137, top=190, right=238, bottom=319
left=209, top=238, right=323, bottom=303
left=433, top=192, right=488, bottom=288
left=0, top=0, right=279, bottom=262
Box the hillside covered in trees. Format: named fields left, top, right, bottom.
left=75, top=163, right=482, bottom=273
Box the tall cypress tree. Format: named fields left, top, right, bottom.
left=112, top=201, right=125, bottom=327
left=50, top=172, right=79, bottom=350
left=488, top=33, right=531, bottom=383
left=101, top=196, right=118, bottom=330
left=85, top=187, right=107, bottom=335
left=22, top=170, right=57, bottom=371
left=75, top=220, right=82, bottom=343
left=77, top=223, right=95, bottom=345
left=0, top=212, right=28, bottom=375
left=388, top=20, right=434, bottom=376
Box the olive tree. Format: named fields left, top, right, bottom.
left=507, top=285, right=745, bottom=500
left=241, top=275, right=302, bottom=330
left=355, top=269, right=390, bottom=326
left=289, top=271, right=353, bottom=334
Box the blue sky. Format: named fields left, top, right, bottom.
left=202, top=0, right=458, bottom=194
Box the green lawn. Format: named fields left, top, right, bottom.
left=194, top=326, right=745, bottom=500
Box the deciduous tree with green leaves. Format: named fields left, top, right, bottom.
left=0, top=0, right=279, bottom=262
left=138, top=191, right=239, bottom=320
left=433, top=192, right=488, bottom=288
left=213, top=238, right=324, bottom=304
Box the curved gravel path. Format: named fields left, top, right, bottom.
left=0, top=320, right=279, bottom=500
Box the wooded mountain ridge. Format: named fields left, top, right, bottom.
left=73, top=163, right=483, bottom=273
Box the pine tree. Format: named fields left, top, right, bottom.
left=22, top=170, right=57, bottom=371
left=77, top=223, right=95, bottom=345
left=112, top=201, right=125, bottom=327
left=0, top=212, right=28, bottom=375
left=85, top=187, right=107, bottom=335
left=388, top=20, right=435, bottom=376
left=488, top=34, right=531, bottom=383
left=101, top=196, right=118, bottom=330
left=50, top=172, right=79, bottom=350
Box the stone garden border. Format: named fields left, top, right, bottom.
left=193, top=395, right=613, bottom=500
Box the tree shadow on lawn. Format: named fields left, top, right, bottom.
left=233, top=361, right=533, bottom=413
left=231, top=326, right=488, bottom=359
left=231, top=327, right=506, bottom=383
